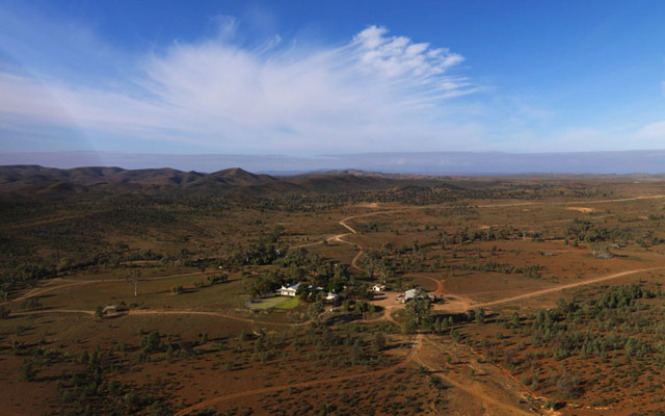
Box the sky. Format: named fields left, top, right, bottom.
left=1, top=0, right=665, bottom=156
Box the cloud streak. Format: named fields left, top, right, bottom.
left=0, top=20, right=479, bottom=154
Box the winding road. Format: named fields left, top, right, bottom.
left=8, top=193, right=665, bottom=415
left=10, top=193, right=665, bottom=322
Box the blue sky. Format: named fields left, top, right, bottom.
left=1, top=0, right=665, bottom=155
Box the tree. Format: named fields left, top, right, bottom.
left=22, top=297, right=41, bottom=310
left=308, top=300, right=324, bottom=320
left=401, top=318, right=417, bottom=335
left=207, top=273, right=228, bottom=286
left=248, top=272, right=284, bottom=299
left=95, top=306, right=104, bottom=320
left=142, top=331, right=162, bottom=353
left=404, top=297, right=433, bottom=330
left=557, top=371, right=584, bottom=399
left=373, top=332, right=386, bottom=352
left=271, top=224, right=284, bottom=243
left=351, top=339, right=364, bottom=364
left=475, top=308, right=486, bottom=324
left=21, top=360, right=36, bottom=381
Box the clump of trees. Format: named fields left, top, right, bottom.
left=57, top=345, right=173, bottom=415
left=438, top=227, right=544, bottom=246
left=447, top=262, right=544, bottom=278
left=557, top=371, right=585, bottom=399
left=472, top=283, right=664, bottom=406
left=401, top=298, right=433, bottom=333
left=246, top=248, right=352, bottom=300
left=225, top=226, right=287, bottom=267
left=207, top=273, right=228, bottom=286
left=566, top=219, right=629, bottom=244
left=529, top=285, right=657, bottom=359
left=596, top=284, right=653, bottom=309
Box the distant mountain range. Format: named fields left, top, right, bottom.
left=0, top=165, right=443, bottom=197
left=1, top=150, right=665, bottom=175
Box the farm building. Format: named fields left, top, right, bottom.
left=325, top=291, right=340, bottom=304
left=399, top=287, right=431, bottom=303
left=371, top=284, right=386, bottom=293
left=279, top=282, right=301, bottom=297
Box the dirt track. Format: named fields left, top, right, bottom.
left=1, top=271, right=206, bottom=307
left=177, top=332, right=539, bottom=416
left=11, top=309, right=95, bottom=317
left=415, top=336, right=537, bottom=416
left=126, top=309, right=309, bottom=327
left=332, top=196, right=665, bottom=315
left=470, top=267, right=664, bottom=309
left=9, top=193, right=665, bottom=321
left=11, top=307, right=309, bottom=328
left=8, top=193, right=665, bottom=415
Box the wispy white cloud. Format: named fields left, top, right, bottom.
left=3, top=5, right=665, bottom=156
left=636, top=120, right=665, bottom=139
left=0, top=20, right=480, bottom=154
left=629, top=82, right=665, bottom=146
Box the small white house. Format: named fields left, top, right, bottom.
left=325, top=291, right=340, bottom=303
left=279, top=282, right=301, bottom=297
left=371, top=284, right=386, bottom=293
left=401, top=287, right=430, bottom=303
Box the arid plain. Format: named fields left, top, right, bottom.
left=2, top=166, right=665, bottom=415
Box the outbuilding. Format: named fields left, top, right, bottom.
left=279, top=283, right=302, bottom=297
left=371, top=284, right=386, bottom=293
left=325, top=291, right=340, bottom=304
left=400, top=287, right=431, bottom=303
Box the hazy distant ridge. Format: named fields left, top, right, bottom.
left=1, top=150, right=665, bottom=175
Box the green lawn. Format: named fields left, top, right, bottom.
left=247, top=296, right=300, bottom=310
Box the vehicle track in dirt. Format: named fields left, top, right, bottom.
left=10, top=194, right=664, bottom=414
left=415, top=337, right=537, bottom=416
left=459, top=266, right=665, bottom=311
left=332, top=196, right=665, bottom=315
left=12, top=193, right=661, bottom=311
left=11, top=309, right=95, bottom=317
left=11, top=307, right=310, bottom=327
left=2, top=271, right=208, bottom=307
left=176, top=332, right=538, bottom=416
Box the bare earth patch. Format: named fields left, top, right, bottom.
left=566, top=206, right=596, bottom=213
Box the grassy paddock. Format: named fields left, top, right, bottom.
left=247, top=296, right=300, bottom=310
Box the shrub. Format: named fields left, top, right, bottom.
left=557, top=371, right=584, bottom=399
left=22, top=297, right=41, bottom=310
left=141, top=331, right=162, bottom=353
left=373, top=332, right=386, bottom=352
left=21, top=360, right=36, bottom=381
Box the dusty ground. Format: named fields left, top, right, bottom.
left=4, top=181, right=665, bottom=414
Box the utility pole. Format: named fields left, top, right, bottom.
left=127, top=269, right=142, bottom=297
